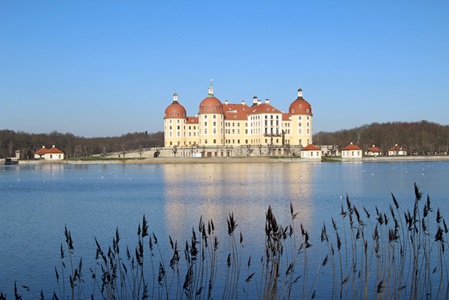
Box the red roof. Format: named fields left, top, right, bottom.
left=199, top=96, right=223, bottom=114
left=223, top=103, right=250, bottom=120
left=248, top=103, right=282, bottom=115
left=302, top=144, right=321, bottom=151
left=164, top=102, right=187, bottom=119
left=367, top=146, right=382, bottom=152
left=342, top=143, right=362, bottom=151
left=47, top=146, right=64, bottom=154
left=282, top=113, right=290, bottom=121
left=186, top=116, right=198, bottom=124
left=389, top=145, right=403, bottom=151
left=289, top=98, right=312, bottom=116
left=35, top=147, right=48, bottom=155
left=35, top=146, right=64, bottom=154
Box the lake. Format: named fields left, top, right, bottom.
left=1, top=161, right=449, bottom=298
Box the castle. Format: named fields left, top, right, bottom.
left=163, top=81, right=313, bottom=157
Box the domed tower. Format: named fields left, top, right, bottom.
left=288, top=88, right=313, bottom=146
left=164, top=92, right=187, bottom=147
left=198, top=80, right=225, bottom=146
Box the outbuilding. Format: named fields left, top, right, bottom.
left=388, top=144, right=407, bottom=156
left=366, top=145, right=382, bottom=156
left=341, top=143, right=362, bottom=160
left=300, top=144, right=322, bottom=160
left=34, top=145, right=65, bottom=160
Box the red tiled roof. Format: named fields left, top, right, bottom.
left=282, top=113, right=290, bottom=121
left=289, top=97, right=312, bottom=115
left=47, top=146, right=64, bottom=154
left=199, top=96, right=223, bottom=114
left=302, top=144, right=321, bottom=151
left=186, top=116, right=199, bottom=124
left=367, top=146, right=382, bottom=152
left=248, top=103, right=282, bottom=115
left=35, top=147, right=48, bottom=155
left=164, top=102, right=187, bottom=119
left=389, top=145, right=403, bottom=151
left=35, top=146, right=64, bottom=154
left=223, top=103, right=250, bottom=120
left=342, top=143, right=362, bottom=151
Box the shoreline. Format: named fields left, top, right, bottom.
left=11, top=155, right=449, bottom=165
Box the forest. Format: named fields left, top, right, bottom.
left=1, top=120, right=448, bottom=159
left=0, top=130, right=164, bottom=159
left=314, top=120, right=449, bottom=155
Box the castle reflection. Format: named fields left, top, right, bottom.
left=162, top=163, right=315, bottom=247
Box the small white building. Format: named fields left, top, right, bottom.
left=341, top=143, right=362, bottom=160
left=366, top=145, right=382, bottom=156
left=34, top=145, right=65, bottom=160
left=300, top=144, right=322, bottom=160
left=388, top=144, right=407, bottom=156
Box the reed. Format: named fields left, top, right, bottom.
left=4, top=183, right=449, bottom=299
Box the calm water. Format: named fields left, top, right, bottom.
left=1, top=161, right=449, bottom=298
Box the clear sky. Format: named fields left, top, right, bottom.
left=1, top=1, right=448, bottom=137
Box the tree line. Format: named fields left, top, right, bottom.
left=313, top=120, right=449, bottom=155
left=0, top=130, right=164, bottom=159
left=1, top=120, right=448, bottom=159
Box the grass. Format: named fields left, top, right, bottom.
left=2, top=183, right=448, bottom=299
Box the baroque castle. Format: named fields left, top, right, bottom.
left=163, top=81, right=313, bottom=156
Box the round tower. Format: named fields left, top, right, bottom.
left=288, top=88, right=313, bottom=146
left=198, top=80, right=225, bottom=146
left=164, top=92, right=187, bottom=147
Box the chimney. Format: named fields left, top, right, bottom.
left=224, top=100, right=229, bottom=105
left=241, top=100, right=245, bottom=105
left=252, top=96, right=258, bottom=106
left=265, top=99, right=270, bottom=104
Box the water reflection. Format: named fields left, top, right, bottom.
left=162, top=163, right=314, bottom=248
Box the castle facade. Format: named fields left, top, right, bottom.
left=163, top=82, right=313, bottom=151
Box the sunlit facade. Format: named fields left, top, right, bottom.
left=164, top=82, right=313, bottom=148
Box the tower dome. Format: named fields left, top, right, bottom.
left=289, top=88, right=312, bottom=115
left=199, top=80, right=223, bottom=114
left=164, top=92, right=187, bottom=119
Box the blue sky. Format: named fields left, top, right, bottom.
left=1, top=1, right=448, bottom=137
